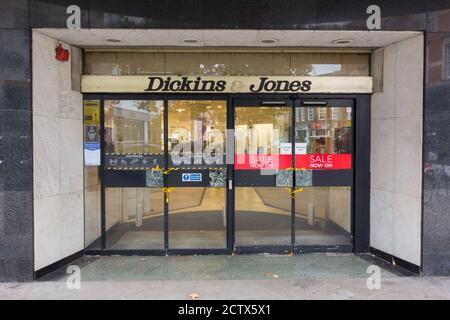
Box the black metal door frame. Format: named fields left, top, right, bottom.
left=231, top=98, right=295, bottom=255
left=162, top=94, right=230, bottom=255
left=293, top=98, right=354, bottom=254
left=231, top=97, right=357, bottom=254
left=83, top=93, right=370, bottom=256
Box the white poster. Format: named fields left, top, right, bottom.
left=84, top=145, right=100, bottom=166
left=84, top=125, right=100, bottom=166
left=295, top=143, right=307, bottom=155
left=280, top=143, right=292, bottom=155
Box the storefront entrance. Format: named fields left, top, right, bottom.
left=84, top=95, right=365, bottom=255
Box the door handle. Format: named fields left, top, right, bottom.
left=228, top=179, right=233, bottom=190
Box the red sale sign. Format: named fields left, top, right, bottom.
left=234, top=154, right=352, bottom=170
left=234, top=154, right=291, bottom=170
left=295, top=154, right=352, bottom=170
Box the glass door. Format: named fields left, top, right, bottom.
left=100, top=97, right=228, bottom=252
left=294, top=99, right=354, bottom=248
left=232, top=98, right=354, bottom=252
left=167, top=100, right=228, bottom=250
left=233, top=99, right=294, bottom=250
left=102, top=99, right=165, bottom=250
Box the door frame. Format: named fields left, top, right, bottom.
left=83, top=93, right=370, bottom=256
left=231, top=97, right=358, bottom=254
left=231, top=98, right=295, bottom=254
left=163, top=95, right=230, bottom=255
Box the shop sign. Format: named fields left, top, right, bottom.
left=81, top=75, right=373, bottom=94
left=234, top=154, right=352, bottom=170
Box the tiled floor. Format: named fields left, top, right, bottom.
left=38, top=253, right=406, bottom=282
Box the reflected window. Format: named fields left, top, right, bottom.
left=318, top=107, right=327, bottom=120
left=308, top=108, right=314, bottom=121
left=296, top=106, right=352, bottom=155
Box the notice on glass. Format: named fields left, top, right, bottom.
left=84, top=125, right=100, bottom=166
left=295, top=143, right=307, bottom=155
left=83, top=100, right=101, bottom=166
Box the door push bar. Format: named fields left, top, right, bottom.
left=260, top=101, right=287, bottom=105
left=302, top=101, right=327, bottom=105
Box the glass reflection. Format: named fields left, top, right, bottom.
left=105, top=188, right=165, bottom=250
left=295, top=105, right=352, bottom=246
left=235, top=187, right=291, bottom=246
left=235, top=107, right=291, bottom=157
left=104, top=100, right=164, bottom=154
left=234, top=106, right=292, bottom=246
left=84, top=166, right=101, bottom=249
left=295, top=106, right=352, bottom=154
left=167, top=100, right=227, bottom=249
left=295, top=187, right=351, bottom=245
left=168, top=100, right=226, bottom=166
left=85, top=52, right=370, bottom=77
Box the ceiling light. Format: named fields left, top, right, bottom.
left=176, top=108, right=185, bottom=113
left=181, top=38, right=201, bottom=44
left=331, top=38, right=354, bottom=45
left=259, top=38, right=279, bottom=44
left=105, top=38, right=122, bottom=43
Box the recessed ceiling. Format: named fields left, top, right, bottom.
left=35, top=28, right=421, bottom=49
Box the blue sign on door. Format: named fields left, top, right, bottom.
left=182, top=173, right=202, bottom=182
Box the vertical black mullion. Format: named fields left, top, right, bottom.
left=353, top=96, right=371, bottom=253
left=227, top=95, right=235, bottom=253
left=291, top=102, right=296, bottom=250
left=100, top=96, right=106, bottom=250
left=164, top=98, right=169, bottom=252
left=351, top=99, right=356, bottom=249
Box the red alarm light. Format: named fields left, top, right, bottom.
left=55, top=44, right=69, bottom=62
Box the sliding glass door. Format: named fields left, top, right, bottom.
left=232, top=98, right=354, bottom=252
left=84, top=95, right=356, bottom=254
left=294, top=100, right=353, bottom=248
left=167, top=100, right=227, bottom=250
left=233, top=100, right=293, bottom=249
